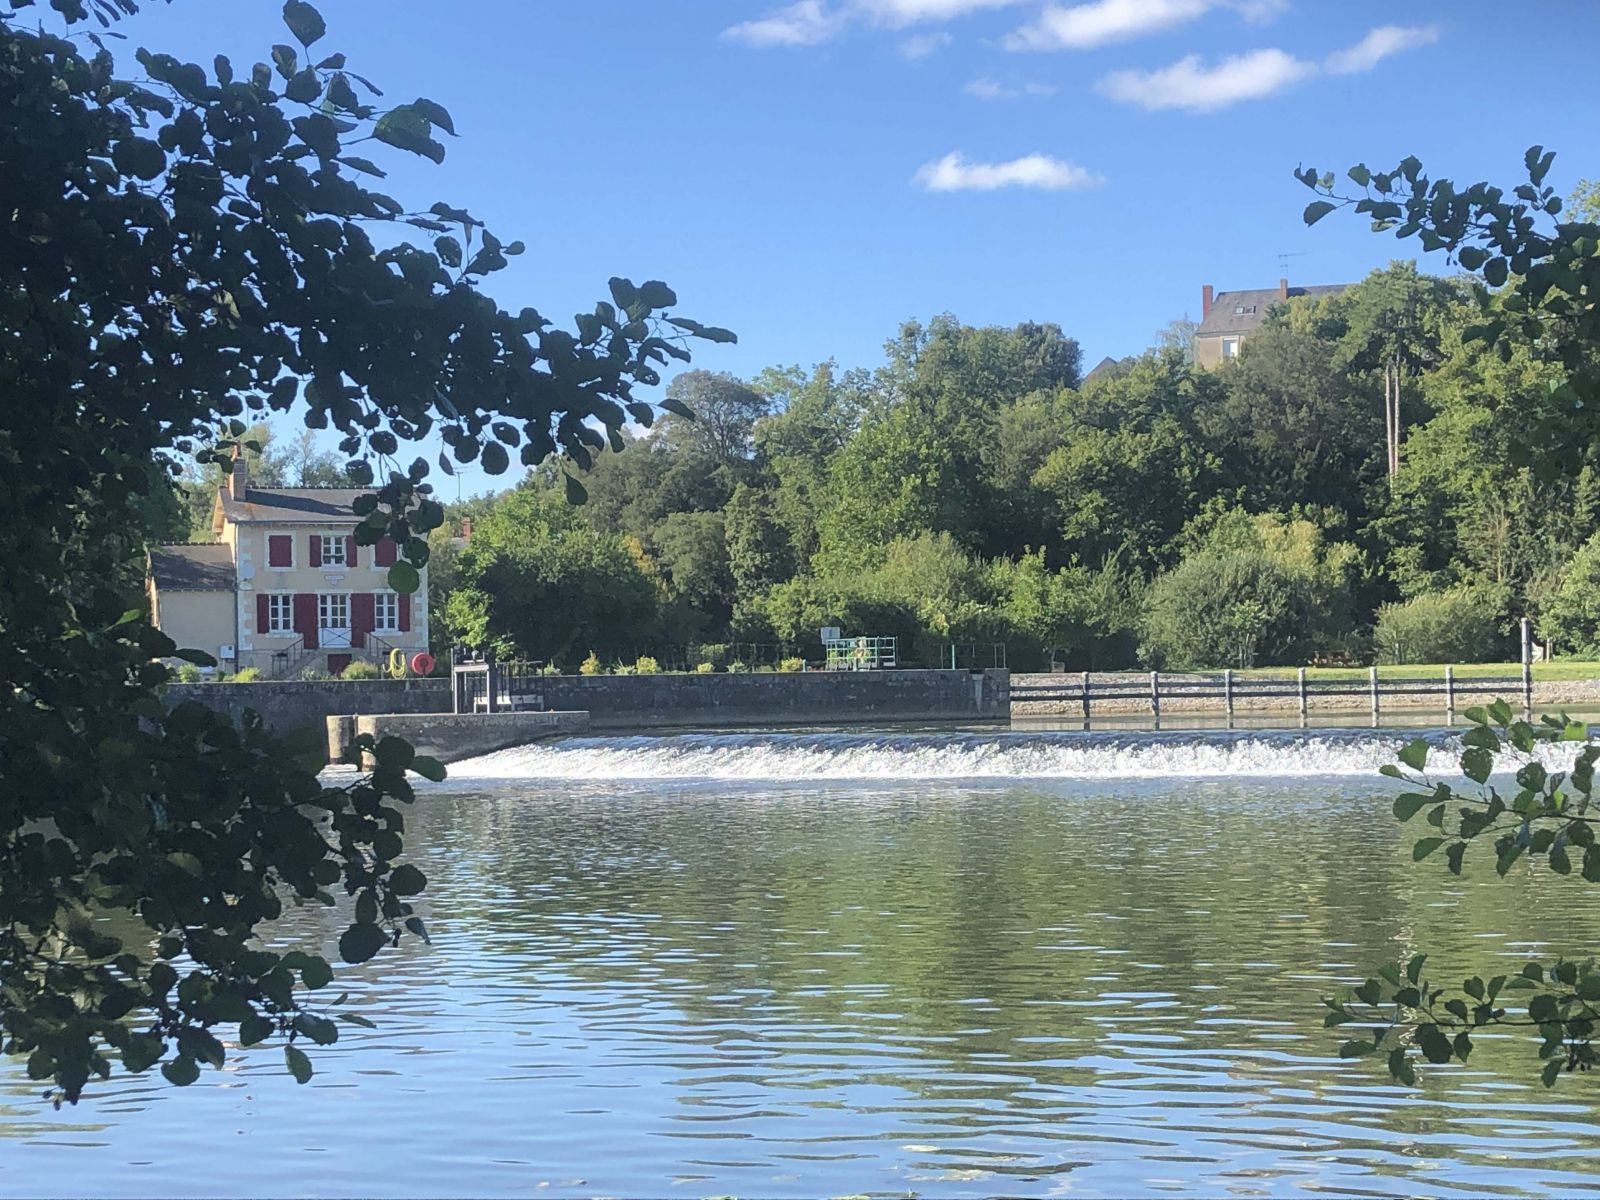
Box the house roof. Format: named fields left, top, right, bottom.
left=1082, top=355, right=1133, bottom=385
left=1195, top=284, right=1348, bottom=338
left=149, top=543, right=236, bottom=591
left=218, top=487, right=367, bottom=524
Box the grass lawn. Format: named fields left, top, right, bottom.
left=1238, top=661, right=1600, bottom=682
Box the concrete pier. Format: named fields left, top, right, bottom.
left=328, top=710, right=590, bottom=767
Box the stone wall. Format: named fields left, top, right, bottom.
left=163, top=677, right=451, bottom=735
left=518, top=668, right=1010, bottom=730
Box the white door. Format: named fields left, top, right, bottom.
left=318, top=593, right=351, bottom=647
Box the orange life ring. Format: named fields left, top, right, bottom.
left=410, top=652, right=435, bottom=676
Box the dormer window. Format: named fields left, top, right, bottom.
left=1233, top=304, right=1255, bottom=315
left=320, top=534, right=347, bottom=566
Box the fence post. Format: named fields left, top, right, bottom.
left=486, top=658, right=500, bottom=715
left=1444, top=665, right=1454, bottom=722
left=1297, top=667, right=1307, bottom=720
left=1369, top=665, right=1380, bottom=722
left=1150, top=670, right=1161, bottom=721
left=1223, top=668, right=1234, bottom=721
left=1521, top=616, right=1534, bottom=716
left=1081, top=670, right=1091, bottom=721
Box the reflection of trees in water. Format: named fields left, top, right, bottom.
left=404, top=783, right=1600, bottom=1120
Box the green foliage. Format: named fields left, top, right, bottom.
left=1374, top=587, right=1506, bottom=664
left=633, top=656, right=661, bottom=675
left=779, top=656, right=806, bottom=672
left=579, top=652, right=602, bottom=676
left=227, top=667, right=263, bottom=683
left=1345, top=709, right=1600, bottom=1087
left=0, top=0, right=723, bottom=1105
left=339, top=660, right=383, bottom=680
left=173, top=663, right=202, bottom=684
left=442, top=486, right=662, bottom=668
left=1141, top=512, right=1355, bottom=669
left=695, top=661, right=715, bottom=674
left=1539, top=533, right=1600, bottom=656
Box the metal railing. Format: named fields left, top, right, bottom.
left=453, top=658, right=548, bottom=714
left=1011, top=665, right=1534, bottom=720
left=823, top=636, right=898, bottom=671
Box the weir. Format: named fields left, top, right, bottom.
left=441, top=726, right=1586, bottom=783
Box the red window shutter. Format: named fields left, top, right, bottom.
left=351, top=592, right=375, bottom=649
left=268, top=535, right=292, bottom=568
left=293, top=593, right=318, bottom=650
left=256, top=593, right=269, bottom=633
left=375, top=537, right=397, bottom=567
left=398, top=592, right=411, bottom=633
left=309, top=536, right=321, bottom=568
left=346, top=536, right=358, bottom=567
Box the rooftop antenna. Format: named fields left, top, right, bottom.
left=1277, top=250, right=1307, bottom=271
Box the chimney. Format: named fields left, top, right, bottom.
left=1202, top=284, right=1213, bottom=319
left=228, top=443, right=247, bottom=500
left=1278, top=277, right=1289, bottom=300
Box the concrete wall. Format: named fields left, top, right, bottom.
left=518, top=668, right=1010, bottom=729
left=164, top=677, right=451, bottom=736
left=331, top=710, right=591, bottom=766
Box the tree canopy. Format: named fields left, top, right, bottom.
left=0, top=0, right=727, bottom=1104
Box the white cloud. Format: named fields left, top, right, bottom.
left=1002, top=0, right=1286, bottom=50
left=963, top=77, right=1057, bottom=98
left=1325, top=24, right=1439, bottom=74
left=723, top=1, right=846, bottom=47
left=723, top=0, right=1026, bottom=48
left=898, top=30, right=953, bottom=58
left=861, top=0, right=1028, bottom=26
left=915, top=151, right=1104, bottom=191
left=1097, top=48, right=1314, bottom=111
left=1004, top=0, right=1209, bottom=50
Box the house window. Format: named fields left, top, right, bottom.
left=1233, top=304, right=1255, bottom=316
left=374, top=591, right=400, bottom=633
left=267, top=594, right=294, bottom=633
left=320, top=534, right=348, bottom=566
left=1222, top=337, right=1241, bottom=359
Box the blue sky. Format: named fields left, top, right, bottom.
left=116, top=0, right=1598, bottom=494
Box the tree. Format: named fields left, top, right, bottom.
left=1, top=0, right=727, bottom=1104
left=442, top=486, right=662, bottom=666
left=660, top=369, right=770, bottom=476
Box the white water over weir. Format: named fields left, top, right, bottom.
left=445, top=728, right=1579, bottom=783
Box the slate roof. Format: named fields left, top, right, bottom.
left=1082, top=355, right=1134, bottom=385
left=1195, top=284, right=1348, bottom=338
left=148, top=543, right=236, bottom=591
left=217, top=487, right=367, bottom=524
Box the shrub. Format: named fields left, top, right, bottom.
left=612, top=663, right=634, bottom=676
left=634, top=655, right=661, bottom=675
left=727, top=659, right=750, bottom=673
left=695, top=662, right=715, bottom=674
left=173, top=662, right=202, bottom=684
left=579, top=651, right=602, bottom=676
left=779, top=656, right=806, bottom=672
left=1374, top=587, right=1505, bottom=664
left=229, top=667, right=262, bottom=683
left=340, top=660, right=382, bottom=680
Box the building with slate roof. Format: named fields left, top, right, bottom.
left=145, top=450, right=430, bottom=677
left=1193, top=278, right=1348, bottom=369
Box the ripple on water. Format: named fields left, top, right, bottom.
left=5, top=761, right=1600, bottom=1198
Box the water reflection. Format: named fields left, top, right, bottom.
left=4, top=764, right=1599, bottom=1197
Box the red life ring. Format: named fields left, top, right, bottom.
left=410, top=652, right=435, bottom=676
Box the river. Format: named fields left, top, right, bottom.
left=3, top=726, right=1598, bottom=1197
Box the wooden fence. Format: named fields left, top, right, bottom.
left=1011, top=666, right=1534, bottom=720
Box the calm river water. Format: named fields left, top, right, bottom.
left=4, top=727, right=1599, bottom=1197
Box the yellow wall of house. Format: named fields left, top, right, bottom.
left=154, top=591, right=236, bottom=662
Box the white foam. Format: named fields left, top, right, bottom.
left=441, top=729, right=1583, bottom=784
